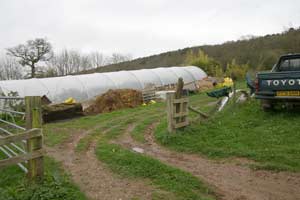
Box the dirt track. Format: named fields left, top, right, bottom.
left=114, top=123, right=300, bottom=200
left=46, top=123, right=300, bottom=200
left=46, top=130, right=153, bottom=200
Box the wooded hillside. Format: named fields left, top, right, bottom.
left=79, top=28, right=300, bottom=74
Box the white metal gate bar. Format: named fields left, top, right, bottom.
left=0, top=96, right=27, bottom=173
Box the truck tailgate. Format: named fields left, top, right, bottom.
left=258, top=71, right=300, bottom=91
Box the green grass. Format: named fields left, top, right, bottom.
left=43, top=127, right=73, bottom=147
left=155, top=99, right=300, bottom=172
left=0, top=150, right=7, bottom=160
left=44, top=90, right=216, bottom=146
left=29, top=83, right=300, bottom=199
left=3, top=83, right=260, bottom=200
left=68, top=97, right=217, bottom=199
left=130, top=113, right=164, bottom=142
left=73, top=106, right=217, bottom=199
left=45, top=102, right=165, bottom=147
left=75, top=103, right=165, bottom=152
left=0, top=157, right=86, bottom=200
left=96, top=142, right=214, bottom=200
left=75, top=132, right=97, bottom=152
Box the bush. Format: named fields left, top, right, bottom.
left=225, top=59, right=249, bottom=80
left=185, top=49, right=223, bottom=77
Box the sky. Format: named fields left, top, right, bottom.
left=0, top=0, right=300, bottom=58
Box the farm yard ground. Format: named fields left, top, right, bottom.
left=1, top=90, right=300, bottom=200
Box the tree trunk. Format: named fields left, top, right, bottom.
left=31, top=64, right=35, bottom=78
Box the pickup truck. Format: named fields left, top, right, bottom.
left=255, top=54, right=300, bottom=110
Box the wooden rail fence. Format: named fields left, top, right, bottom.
left=142, top=88, right=157, bottom=103
left=166, top=78, right=189, bottom=132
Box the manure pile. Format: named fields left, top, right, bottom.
left=84, top=89, right=143, bottom=115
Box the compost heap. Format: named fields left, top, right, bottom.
left=84, top=89, right=143, bottom=115
left=196, top=77, right=215, bottom=91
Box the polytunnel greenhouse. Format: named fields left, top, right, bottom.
left=0, top=66, right=207, bottom=103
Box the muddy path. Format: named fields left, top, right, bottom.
left=46, top=129, right=153, bottom=200
left=114, top=123, right=300, bottom=200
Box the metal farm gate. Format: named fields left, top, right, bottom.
left=0, top=96, right=43, bottom=180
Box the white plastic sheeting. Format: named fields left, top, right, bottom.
left=0, top=66, right=207, bottom=103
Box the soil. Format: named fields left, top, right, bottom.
left=46, top=129, right=153, bottom=200
left=114, top=123, right=300, bottom=200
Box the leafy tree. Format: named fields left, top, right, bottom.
left=225, top=59, right=249, bottom=80
left=185, top=49, right=223, bottom=76
left=7, top=38, right=53, bottom=78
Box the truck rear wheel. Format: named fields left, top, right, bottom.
left=261, top=100, right=274, bottom=111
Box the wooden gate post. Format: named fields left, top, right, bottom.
left=25, top=96, right=43, bottom=180
left=166, top=92, right=175, bottom=133
left=166, top=78, right=189, bottom=133
left=175, top=78, right=184, bottom=124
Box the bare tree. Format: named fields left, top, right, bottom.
left=64, top=50, right=92, bottom=73
left=47, top=49, right=68, bottom=76
left=35, top=65, right=58, bottom=78
left=47, top=49, right=73, bottom=76
left=108, top=53, right=132, bottom=64
left=6, top=38, right=53, bottom=78
left=68, top=50, right=81, bottom=73
left=47, top=49, right=94, bottom=76
left=78, top=53, right=92, bottom=71
left=239, top=35, right=257, bottom=41
left=0, top=55, right=23, bottom=80
left=89, top=51, right=105, bottom=68
left=46, top=50, right=132, bottom=76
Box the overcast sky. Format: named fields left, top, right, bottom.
left=1, top=0, right=300, bottom=58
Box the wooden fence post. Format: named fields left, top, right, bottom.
left=175, top=77, right=184, bottom=99
left=175, top=78, right=183, bottom=124
left=25, top=96, right=43, bottom=180
left=166, top=92, right=175, bottom=133
left=231, top=73, right=237, bottom=105
left=166, top=78, right=191, bottom=133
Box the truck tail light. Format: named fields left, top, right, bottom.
left=255, top=78, right=259, bottom=92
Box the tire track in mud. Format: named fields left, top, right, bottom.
left=46, top=129, right=154, bottom=200
left=114, top=123, right=300, bottom=200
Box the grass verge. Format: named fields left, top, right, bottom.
left=0, top=157, right=86, bottom=200
left=130, top=113, right=164, bottom=142
left=95, top=142, right=215, bottom=200
left=155, top=99, right=300, bottom=172
left=44, top=102, right=164, bottom=147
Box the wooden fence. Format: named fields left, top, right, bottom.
left=166, top=92, right=189, bottom=132
left=142, top=88, right=157, bottom=103
left=0, top=96, right=43, bottom=180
